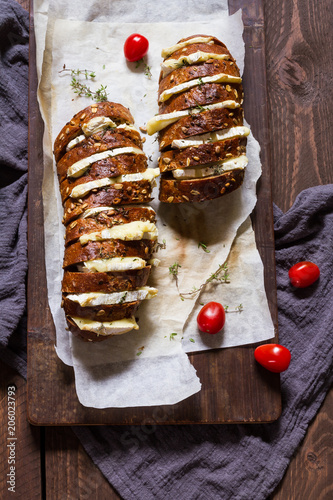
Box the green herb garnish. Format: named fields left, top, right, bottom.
left=59, top=66, right=108, bottom=101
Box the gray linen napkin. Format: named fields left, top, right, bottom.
left=0, top=0, right=29, bottom=378
left=73, top=185, right=333, bottom=500
left=1, top=1, right=332, bottom=498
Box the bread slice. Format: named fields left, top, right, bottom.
left=56, top=132, right=145, bottom=181
left=159, top=168, right=245, bottom=203
left=65, top=206, right=156, bottom=246
left=62, top=266, right=151, bottom=294
left=63, top=239, right=156, bottom=269
left=158, top=107, right=244, bottom=151
left=158, top=82, right=243, bottom=115
left=158, top=137, right=245, bottom=172
left=63, top=297, right=141, bottom=322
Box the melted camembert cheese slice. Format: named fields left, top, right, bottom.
left=171, top=126, right=250, bottom=149
left=66, top=286, right=158, bottom=307
left=172, top=155, right=248, bottom=179
left=77, top=257, right=148, bottom=273
left=79, top=220, right=158, bottom=245
left=159, top=73, right=242, bottom=102
left=67, top=146, right=145, bottom=178
left=146, top=101, right=239, bottom=135
left=161, top=51, right=230, bottom=77
left=79, top=205, right=155, bottom=219
left=70, top=316, right=139, bottom=336
left=70, top=169, right=160, bottom=198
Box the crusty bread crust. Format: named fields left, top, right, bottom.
left=62, top=267, right=151, bottom=294
left=159, top=168, right=245, bottom=203
left=63, top=298, right=141, bottom=322
left=63, top=239, right=155, bottom=269
left=159, top=138, right=245, bottom=172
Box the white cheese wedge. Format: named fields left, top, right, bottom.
left=161, top=37, right=214, bottom=58
left=67, top=146, right=145, bottom=178
left=66, top=134, right=86, bottom=152
left=80, top=205, right=156, bottom=219
left=66, top=286, right=158, bottom=307
left=146, top=101, right=239, bottom=135
left=82, top=116, right=116, bottom=136
left=159, top=73, right=242, bottom=102
left=171, top=126, right=250, bottom=149
left=172, top=155, right=248, bottom=179
left=161, top=51, right=231, bottom=78
left=79, top=220, right=158, bottom=245
left=70, top=168, right=160, bottom=198
left=70, top=316, right=139, bottom=336
left=116, top=123, right=139, bottom=133
left=78, top=257, right=147, bottom=273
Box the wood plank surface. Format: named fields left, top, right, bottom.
left=45, top=426, right=119, bottom=500
left=0, top=362, right=41, bottom=500
left=27, top=0, right=281, bottom=425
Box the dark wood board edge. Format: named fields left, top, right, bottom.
left=27, top=0, right=281, bottom=425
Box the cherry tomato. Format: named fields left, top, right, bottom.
left=124, top=33, right=149, bottom=62
left=254, top=344, right=291, bottom=373
left=197, top=302, right=225, bottom=334
left=288, top=261, right=320, bottom=288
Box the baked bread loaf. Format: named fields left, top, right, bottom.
left=54, top=101, right=159, bottom=341
left=146, top=35, right=249, bottom=203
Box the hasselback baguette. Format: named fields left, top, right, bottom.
left=146, top=35, right=250, bottom=203
left=53, top=101, right=159, bottom=341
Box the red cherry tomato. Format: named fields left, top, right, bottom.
left=288, top=261, right=320, bottom=288
left=254, top=344, right=291, bottom=373
left=124, top=33, right=149, bottom=62
left=197, top=302, right=225, bottom=334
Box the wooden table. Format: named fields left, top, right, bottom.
left=1, top=0, right=332, bottom=498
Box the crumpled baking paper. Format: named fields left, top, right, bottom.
left=34, top=0, right=275, bottom=408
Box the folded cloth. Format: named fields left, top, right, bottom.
left=73, top=185, right=333, bottom=500
left=1, top=2, right=332, bottom=499
left=0, top=0, right=29, bottom=378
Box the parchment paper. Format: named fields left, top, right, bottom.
left=34, top=0, right=275, bottom=408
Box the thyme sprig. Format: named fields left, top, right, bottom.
left=169, top=262, right=182, bottom=292
left=59, top=66, right=109, bottom=101
left=135, top=58, right=152, bottom=79
left=179, top=262, right=230, bottom=299
left=224, top=304, right=243, bottom=313
left=198, top=242, right=210, bottom=253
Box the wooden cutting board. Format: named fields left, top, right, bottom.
left=27, top=0, right=281, bottom=425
